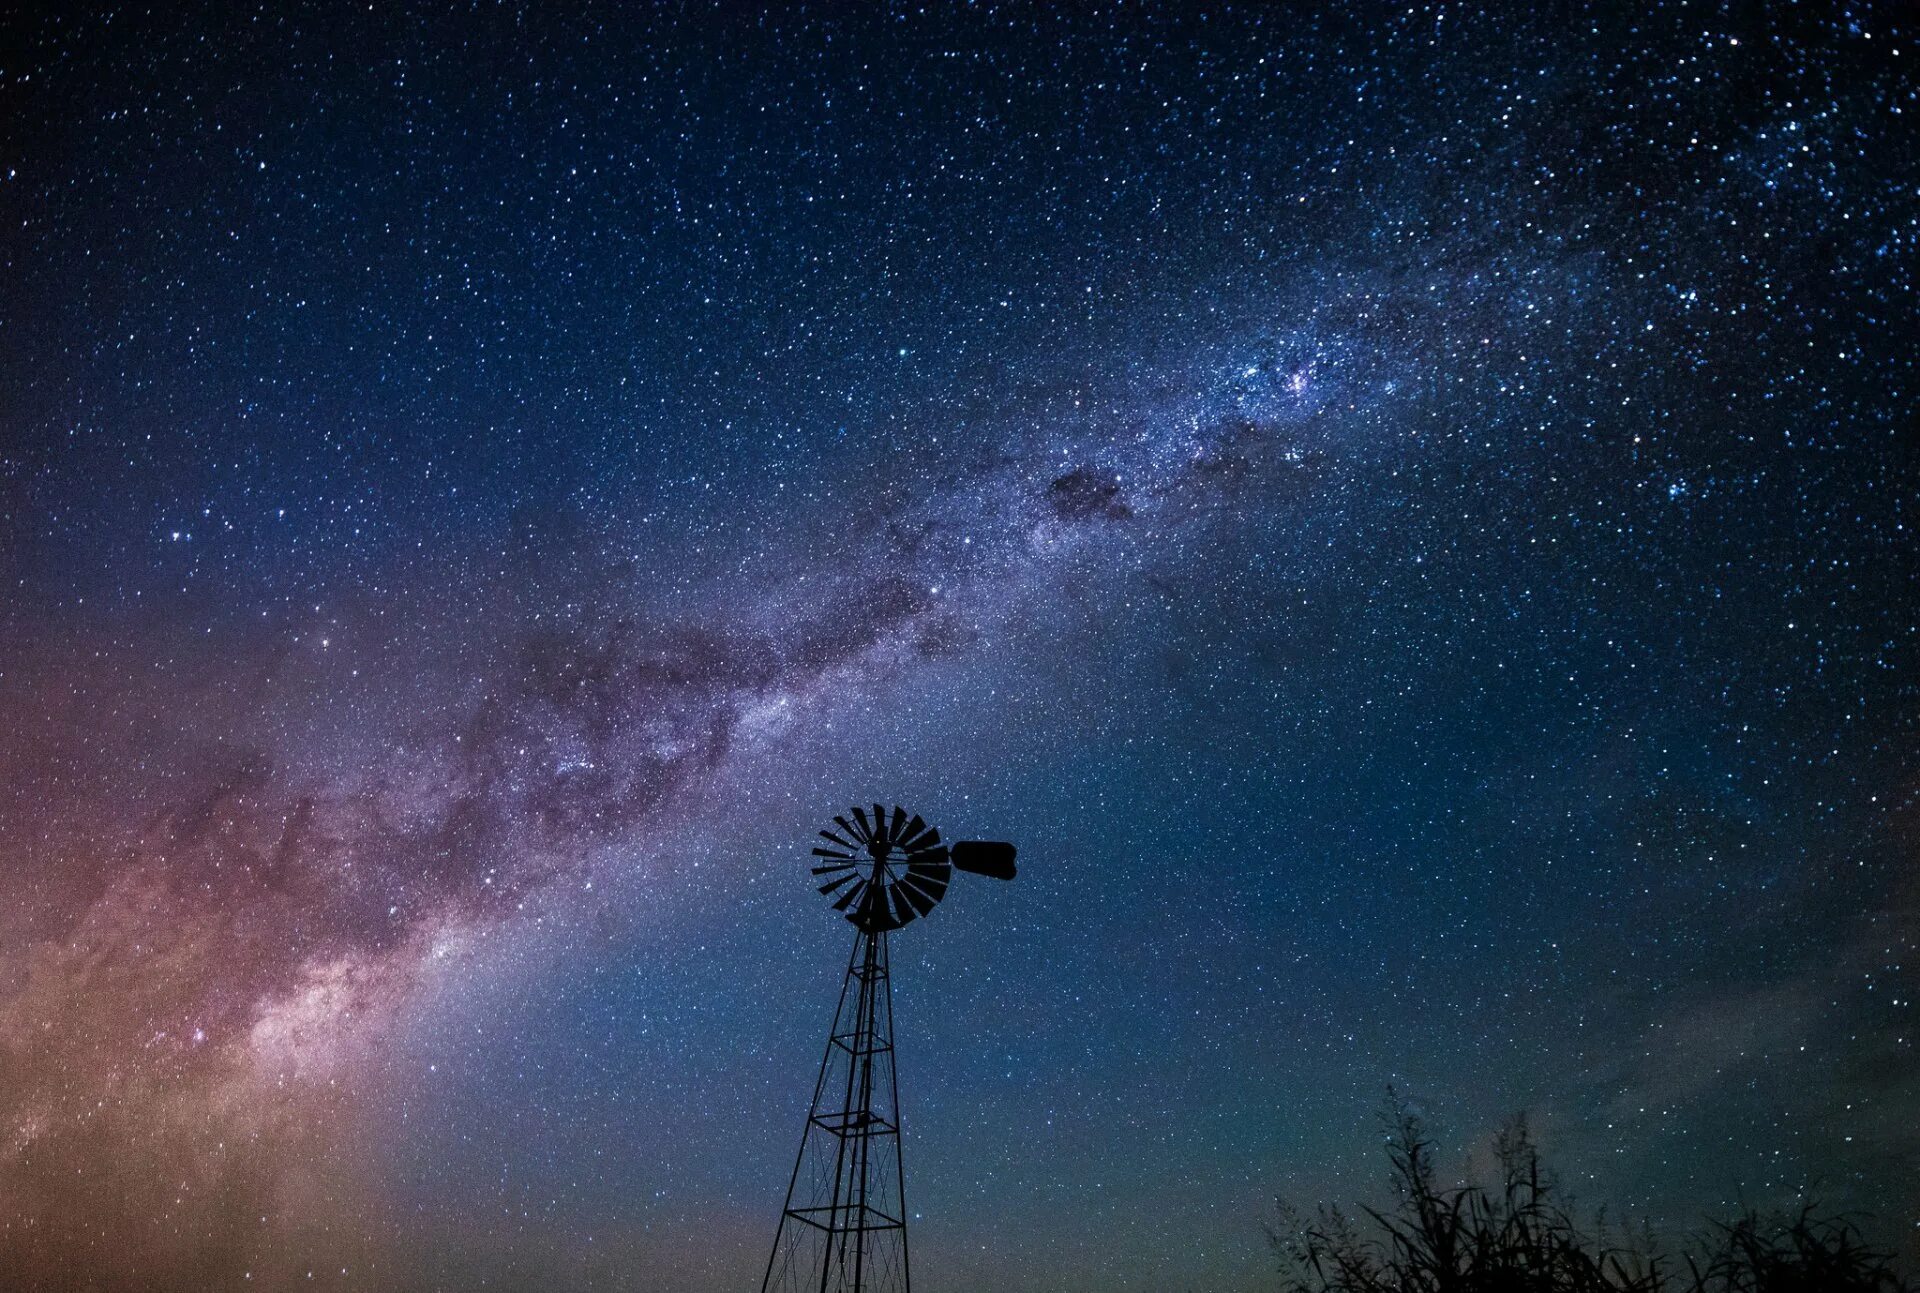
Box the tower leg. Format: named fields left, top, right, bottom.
left=761, top=930, right=910, bottom=1293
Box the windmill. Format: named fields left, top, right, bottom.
left=760, top=804, right=1018, bottom=1293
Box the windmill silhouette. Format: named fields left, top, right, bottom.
left=760, top=804, right=1018, bottom=1293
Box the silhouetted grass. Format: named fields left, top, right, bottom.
left=1270, top=1101, right=1909, bottom=1293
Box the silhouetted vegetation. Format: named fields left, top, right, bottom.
left=1271, top=1103, right=1909, bottom=1293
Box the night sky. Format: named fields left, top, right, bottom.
left=2, top=4, right=1916, bottom=1290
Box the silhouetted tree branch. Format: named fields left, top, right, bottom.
left=1271, top=1097, right=1908, bottom=1293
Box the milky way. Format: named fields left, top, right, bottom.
left=2, top=5, right=1916, bottom=1291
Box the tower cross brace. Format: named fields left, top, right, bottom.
left=761, top=928, right=910, bottom=1293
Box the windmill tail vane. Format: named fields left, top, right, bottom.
left=762, top=804, right=1018, bottom=1293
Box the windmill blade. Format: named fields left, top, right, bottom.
left=819, top=829, right=860, bottom=851
left=950, top=840, right=1018, bottom=880
left=850, top=807, right=874, bottom=842
left=812, top=862, right=858, bottom=876
left=898, top=815, right=928, bottom=847
left=872, top=805, right=889, bottom=843
left=812, top=847, right=856, bottom=860
left=888, top=884, right=919, bottom=926
left=906, top=845, right=952, bottom=876
left=832, top=879, right=868, bottom=912
left=889, top=805, right=909, bottom=843
left=903, top=828, right=941, bottom=855
left=818, top=872, right=859, bottom=895
left=833, top=814, right=867, bottom=845
left=906, top=868, right=952, bottom=899
left=896, top=880, right=939, bottom=917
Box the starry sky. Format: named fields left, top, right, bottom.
left=1, top=3, right=1916, bottom=1290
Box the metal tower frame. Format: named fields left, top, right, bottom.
left=758, top=805, right=1014, bottom=1293
left=761, top=927, right=910, bottom=1293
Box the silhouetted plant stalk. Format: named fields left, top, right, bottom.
left=1269, top=1099, right=1910, bottom=1293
